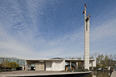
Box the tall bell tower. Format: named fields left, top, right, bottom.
left=83, top=3, right=90, bottom=70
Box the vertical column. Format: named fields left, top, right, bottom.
left=70, top=62, right=71, bottom=70
left=25, top=60, right=27, bottom=71
left=76, top=62, right=78, bottom=69
left=92, top=61, right=94, bottom=70
left=84, top=3, right=90, bottom=70
left=63, top=60, right=65, bottom=70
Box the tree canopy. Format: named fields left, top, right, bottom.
left=1, top=61, right=19, bottom=69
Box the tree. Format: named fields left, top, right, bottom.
left=94, top=53, right=116, bottom=70
left=1, top=61, right=11, bottom=69
left=96, top=54, right=104, bottom=64
left=1, top=61, right=19, bottom=70
left=96, top=63, right=102, bottom=68
left=10, top=62, right=19, bottom=69
left=0, top=64, right=3, bottom=69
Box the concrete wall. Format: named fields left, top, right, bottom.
left=89, top=60, right=96, bottom=67
left=92, top=60, right=96, bottom=67
left=45, top=60, right=65, bottom=71
left=46, top=61, right=52, bottom=71
left=52, top=60, right=65, bottom=71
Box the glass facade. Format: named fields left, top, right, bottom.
left=0, top=57, right=25, bottom=67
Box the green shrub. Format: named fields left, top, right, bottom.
left=83, top=69, right=89, bottom=71
left=74, top=69, right=89, bottom=72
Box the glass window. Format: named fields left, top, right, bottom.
left=0, top=58, right=3, bottom=61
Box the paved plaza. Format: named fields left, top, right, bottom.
left=0, top=71, right=91, bottom=77
left=111, top=71, right=116, bottom=77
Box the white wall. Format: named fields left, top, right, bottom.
left=52, top=60, right=65, bottom=71
left=89, top=60, right=96, bottom=67
left=93, top=60, right=96, bottom=67
left=46, top=60, right=65, bottom=71
left=46, top=61, right=52, bottom=71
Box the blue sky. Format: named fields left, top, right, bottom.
left=0, top=0, right=116, bottom=59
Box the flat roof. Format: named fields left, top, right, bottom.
left=26, top=59, right=95, bottom=62
left=26, top=59, right=64, bottom=62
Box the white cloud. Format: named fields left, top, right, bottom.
left=0, top=23, right=84, bottom=59
left=90, top=18, right=116, bottom=41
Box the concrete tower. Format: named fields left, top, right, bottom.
left=83, top=3, right=90, bottom=70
